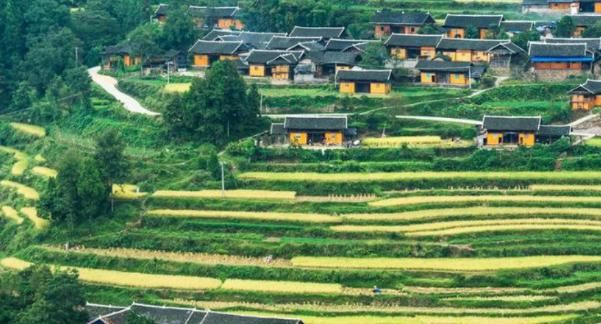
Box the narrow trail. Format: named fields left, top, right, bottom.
left=88, top=67, right=160, bottom=116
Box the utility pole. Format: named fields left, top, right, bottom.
left=220, top=162, right=226, bottom=197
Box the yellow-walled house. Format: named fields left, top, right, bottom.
left=443, top=14, right=504, bottom=39
left=153, top=4, right=245, bottom=30
left=101, top=43, right=141, bottom=70
left=188, top=40, right=247, bottom=68
left=436, top=38, right=525, bottom=67
left=244, top=50, right=304, bottom=80
left=384, top=34, right=443, bottom=61
left=571, top=15, right=601, bottom=37
left=568, top=79, right=601, bottom=110
left=271, top=116, right=350, bottom=146
left=336, top=69, right=392, bottom=95
left=480, top=116, right=571, bottom=147
left=415, top=59, right=482, bottom=87
left=371, top=10, right=435, bottom=38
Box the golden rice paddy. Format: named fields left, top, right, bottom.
left=0, top=146, right=28, bottom=176
left=1, top=206, right=24, bottom=224
left=290, top=255, right=601, bottom=271
left=344, top=207, right=601, bottom=221
left=239, top=171, right=601, bottom=183
left=221, top=279, right=342, bottom=294
left=10, top=122, right=46, bottom=138
left=369, top=195, right=601, bottom=207
left=146, top=209, right=341, bottom=223
left=112, top=184, right=147, bottom=200
left=0, top=180, right=40, bottom=200
left=362, top=136, right=442, bottom=146
left=529, top=184, right=601, bottom=192
left=152, top=189, right=296, bottom=200
left=20, top=207, right=49, bottom=230
left=404, top=224, right=601, bottom=237
left=31, top=166, right=58, bottom=178
left=164, top=83, right=191, bottom=93
left=0, top=257, right=221, bottom=290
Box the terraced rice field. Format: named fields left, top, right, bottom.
left=291, top=255, right=601, bottom=271
left=0, top=146, right=28, bottom=176
left=152, top=189, right=296, bottom=200
left=31, top=166, right=58, bottom=178
left=112, top=184, right=146, bottom=200
left=146, top=209, right=341, bottom=223
left=164, top=83, right=191, bottom=93
left=1, top=206, right=24, bottom=224
left=20, top=207, right=49, bottom=230
left=9, top=122, right=46, bottom=138
left=369, top=195, right=601, bottom=207
left=1, top=180, right=40, bottom=200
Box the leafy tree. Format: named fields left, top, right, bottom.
left=161, top=1, right=196, bottom=50
left=40, top=151, right=108, bottom=228
left=128, top=23, right=162, bottom=72
left=0, top=265, right=87, bottom=324
left=417, top=24, right=440, bottom=35
left=164, top=61, right=263, bottom=145
left=94, top=129, right=129, bottom=196
left=465, top=25, right=480, bottom=39
left=583, top=20, right=601, bottom=37
left=511, top=30, right=540, bottom=51
left=359, top=42, right=388, bottom=69
left=555, top=16, right=575, bottom=38
left=9, top=82, right=38, bottom=112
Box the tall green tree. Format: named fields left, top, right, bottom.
left=161, top=1, right=196, bottom=50
left=94, top=129, right=129, bottom=198
left=359, top=42, right=388, bottom=69
left=555, top=16, right=575, bottom=38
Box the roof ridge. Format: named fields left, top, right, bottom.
left=292, top=26, right=345, bottom=29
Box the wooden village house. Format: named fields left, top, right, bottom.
left=189, top=40, right=247, bottom=68
left=480, top=116, right=571, bottom=147
left=289, top=26, right=345, bottom=40
left=153, top=4, right=244, bottom=30
left=523, top=0, right=601, bottom=13
left=528, top=41, right=597, bottom=80
left=244, top=50, right=304, bottom=80
left=442, top=14, right=504, bottom=39
left=569, top=79, right=601, bottom=110
left=415, top=59, right=484, bottom=87
left=336, top=69, right=393, bottom=95
left=270, top=116, right=350, bottom=146
left=436, top=38, right=525, bottom=69
left=570, top=14, right=601, bottom=37
left=371, top=10, right=436, bottom=38
left=101, top=43, right=141, bottom=69
left=385, top=34, right=442, bottom=61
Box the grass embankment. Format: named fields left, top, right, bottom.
left=152, top=189, right=296, bottom=200
left=370, top=195, right=601, bottom=207
left=9, top=122, right=46, bottom=138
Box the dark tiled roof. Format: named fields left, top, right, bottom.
left=284, top=116, right=348, bottom=130
left=311, top=51, right=361, bottom=65
left=325, top=39, right=378, bottom=51
left=544, top=37, right=601, bottom=53
left=237, top=32, right=288, bottom=49
left=537, top=125, right=571, bottom=136
left=336, top=69, right=392, bottom=82
left=371, top=10, right=435, bottom=25
left=188, top=6, right=239, bottom=19
left=289, top=26, right=345, bottom=39
left=569, top=79, right=601, bottom=94
left=482, top=116, right=541, bottom=132
left=129, top=304, right=194, bottom=324
left=270, top=123, right=285, bottom=135
left=266, top=36, right=323, bottom=50
left=154, top=3, right=169, bottom=17
left=528, top=42, right=588, bottom=57
left=245, top=50, right=304, bottom=65
left=102, top=43, right=134, bottom=55
left=501, top=21, right=534, bottom=33
left=570, top=14, right=601, bottom=27
left=437, top=38, right=506, bottom=51
left=201, top=312, right=302, bottom=324
left=415, top=60, right=472, bottom=72
left=86, top=304, right=126, bottom=321
left=384, top=34, right=443, bottom=47
left=202, top=29, right=241, bottom=41
left=288, top=41, right=325, bottom=52
left=443, top=14, right=504, bottom=28
left=189, top=40, right=244, bottom=54
left=522, top=0, right=548, bottom=5
left=488, top=42, right=526, bottom=54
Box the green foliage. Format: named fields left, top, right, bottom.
left=511, top=30, right=540, bottom=51
left=95, top=129, right=129, bottom=189
left=160, top=2, right=196, bottom=50
left=582, top=20, right=601, bottom=38
left=359, top=42, right=388, bottom=69
left=555, top=16, right=575, bottom=38
left=0, top=265, right=87, bottom=324
left=164, top=61, right=264, bottom=145
left=465, top=25, right=479, bottom=39
left=40, top=151, right=108, bottom=228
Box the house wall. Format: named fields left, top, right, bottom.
left=289, top=132, right=308, bottom=145
left=486, top=132, right=535, bottom=146
left=219, top=55, right=238, bottom=61
left=194, top=54, right=210, bottom=67
left=573, top=26, right=586, bottom=37
left=571, top=94, right=595, bottom=110
left=596, top=2, right=601, bottom=12
left=550, top=2, right=571, bottom=10
left=448, top=28, right=465, bottom=38
left=272, top=65, right=290, bottom=80
left=533, top=62, right=583, bottom=70
left=390, top=47, right=407, bottom=59
left=335, top=65, right=351, bottom=73
left=519, top=133, right=536, bottom=147
left=123, top=55, right=141, bottom=67
left=370, top=82, right=391, bottom=95
left=479, top=28, right=489, bottom=39
left=375, top=24, right=392, bottom=38
left=420, top=72, right=436, bottom=84
left=339, top=82, right=356, bottom=94
left=486, top=132, right=503, bottom=146
left=218, top=18, right=245, bottom=30
left=421, top=47, right=436, bottom=59
left=325, top=132, right=343, bottom=145
left=250, top=64, right=266, bottom=77
left=403, top=26, right=419, bottom=34
left=449, top=72, right=468, bottom=86
left=157, top=16, right=167, bottom=24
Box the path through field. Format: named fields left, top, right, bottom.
left=88, top=67, right=160, bottom=116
